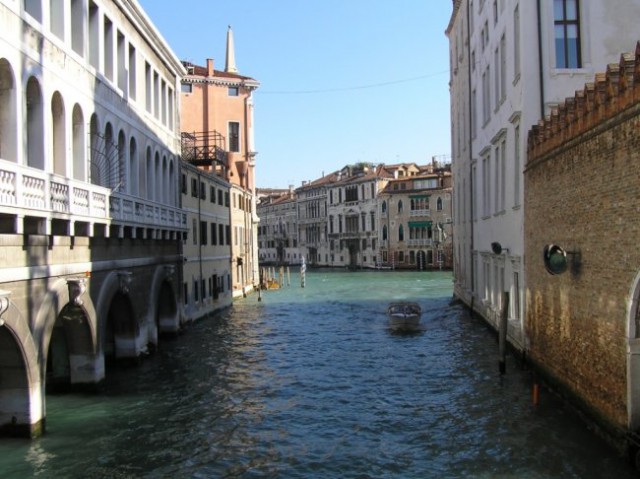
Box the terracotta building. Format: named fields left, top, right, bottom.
left=525, top=43, right=640, bottom=455
left=180, top=27, right=260, bottom=297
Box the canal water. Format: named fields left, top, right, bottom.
left=0, top=270, right=636, bottom=478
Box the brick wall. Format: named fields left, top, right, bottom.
left=525, top=42, right=640, bottom=432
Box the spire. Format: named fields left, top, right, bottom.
left=225, top=25, right=238, bottom=74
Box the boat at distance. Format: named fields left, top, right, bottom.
left=387, top=301, right=422, bottom=332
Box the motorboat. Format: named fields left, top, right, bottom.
left=387, top=301, right=422, bottom=332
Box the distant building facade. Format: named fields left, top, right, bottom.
left=0, top=0, right=185, bottom=436
left=326, top=164, right=391, bottom=269
left=378, top=167, right=453, bottom=270
left=447, top=0, right=640, bottom=351
left=257, top=188, right=301, bottom=265
left=256, top=162, right=453, bottom=271
left=180, top=27, right=260, bottom=297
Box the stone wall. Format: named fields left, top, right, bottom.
left=525, top=42, right=640, bottom=433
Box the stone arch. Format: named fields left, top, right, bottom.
left=25, top=76, right=44, bottom=170
left=144, top=146, right=152, bottom=199
left=51, top=91, right=66, bottom=176
left=0, top=302, right=43, bottom=437
left=35, top=278, right=100, bottom=387
left=147, top=265, right=180, bottom=339
left=96, top=271, right=140, bottom=362
left=626, top=270, right=640, bottom=430
left=104, top=122, right=115, bottom=188
left=0, top=58, right=18, bottom=162
left=72, top=104, right=85, bottom=181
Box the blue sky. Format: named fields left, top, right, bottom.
left=138, top=0, right=453, bottom=188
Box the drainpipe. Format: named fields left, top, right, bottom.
left=536, top=0, right=546, bottom=118
left=465, top=0, right=475, bottom=305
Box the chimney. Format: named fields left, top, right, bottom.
left=206, top=58, right=214, bottom=77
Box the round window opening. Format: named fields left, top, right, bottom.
left=543, top=244, right=568, bottom=275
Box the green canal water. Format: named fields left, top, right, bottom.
left=0, top=270, right=635, bottom=478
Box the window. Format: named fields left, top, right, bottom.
left=191, top=177, right=197, bottom=197
left=129, top=44, right=137, bottom=100
left=228, top=87, right=239, bottom=96
left=200, top=181, right=205, bottom=199
left=210, top=186, right=216, bottom=203
left=219, top=224, right=224, bottom=245
left=104, top=17, right=114, bottom=81
left=554, top=0, right=581, bottom=68
left=181, top=82, right=192, bottom=93
left=145, top=63, right=152, bottom=111
left=181, top=174, right=187, bottom=194
left=500, top=34, right=506, bottom=102
left=482, top=66, right=491, bottom=124
left=398, top=200, right=403, bottom=214
left=192, top=219, right=197, bottom=245
left=229, top=122, right=240, bottom=152
left=211, top=223, right=217, bottom=245
left=218, top=189, right=223, bottom=205
left=382, top=201, right=387, bottom=214
left=398, top=224, right=404, bottom=242
left=200, top=221, right=207, bottom=245
left=437, top=197, right=443, bottom=211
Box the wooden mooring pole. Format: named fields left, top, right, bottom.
left=498, top=291, right=509, bottom=375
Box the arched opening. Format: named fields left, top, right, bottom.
left=627, top=271, right=640, bottom=430
left=89, top=114, right=100, bottom=184
left=72, top=104, right=85, bottom=181
left=437, top=196, right=443, bottom=211
left=398, top=224, right=404, bottom=242
left=144, top=147, right=152, bottom=200
left=168, top=158, right=175, bottom=206
left=162, top=154, right=168, bottom=204
left=105, top=291, right=137, bottom=365
left=117, top=130, right=126, bottom=192
left=154, top=151, right=160, bottom=202
left=381, top=201, right=387, bottom=214
left=129, top=136, right=138, bottom=195
left=46, top=315, right=70, bottom=392
left=45, top=302, right=95, bottom=392
left=382, top=225, right=388, bottom=242
left=104, top=122, right=114, bottom=188
left=398, top=200, right=403, bottom=214
left=51, top=92, right=66, bottom=176
left=156, top=280, right=178, bottom=337
left=0, top=59, right=18, bottom=162
left=26, top=76, right=44, bottom=170
left=0, top=326, right=30, bottom=436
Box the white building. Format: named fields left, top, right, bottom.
left=0, top=0, right=185, bottom=436
left=447, top=0, right=640, bottom=349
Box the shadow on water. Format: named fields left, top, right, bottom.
left=0, top=270, right=636, bottom=478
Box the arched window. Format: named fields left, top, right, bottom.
left=168, top=158, right=175, bottom=206
left=398, top=200, right=403, bottom=213
left=129, top=137, right=138, bottom=195
left=104, top=122, right=114, bottom=188
left=118, top=130, right=126, bottom=192
left=0, top=59, right=17, bottom=162
left=89, top=114, right=100, bottom=183
left=398, top=224, right=404, bottom=242
left=154, top=151, right=160, bottom=201
left=26, top=76, right=44, bottom=170
left=51, top=92, right=66, bottom=176
left=437, top=197, right=443, bottom=211
left=382, top=201, right=387, bottom=214
left=72, top=105, right=85, bottom=181
left=144, top=147, right=152, bottom=199
left=162, top=154, right=168, bottom=203
left=382, top=225, right=388, bottom=241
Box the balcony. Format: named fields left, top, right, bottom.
left=409, top=209, right=430, bottom=217
left=181, top=131, right=228, bottom=176
left=407, top=239, right=434, bottom=247
left=0, top=160, right=186, bottom=234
